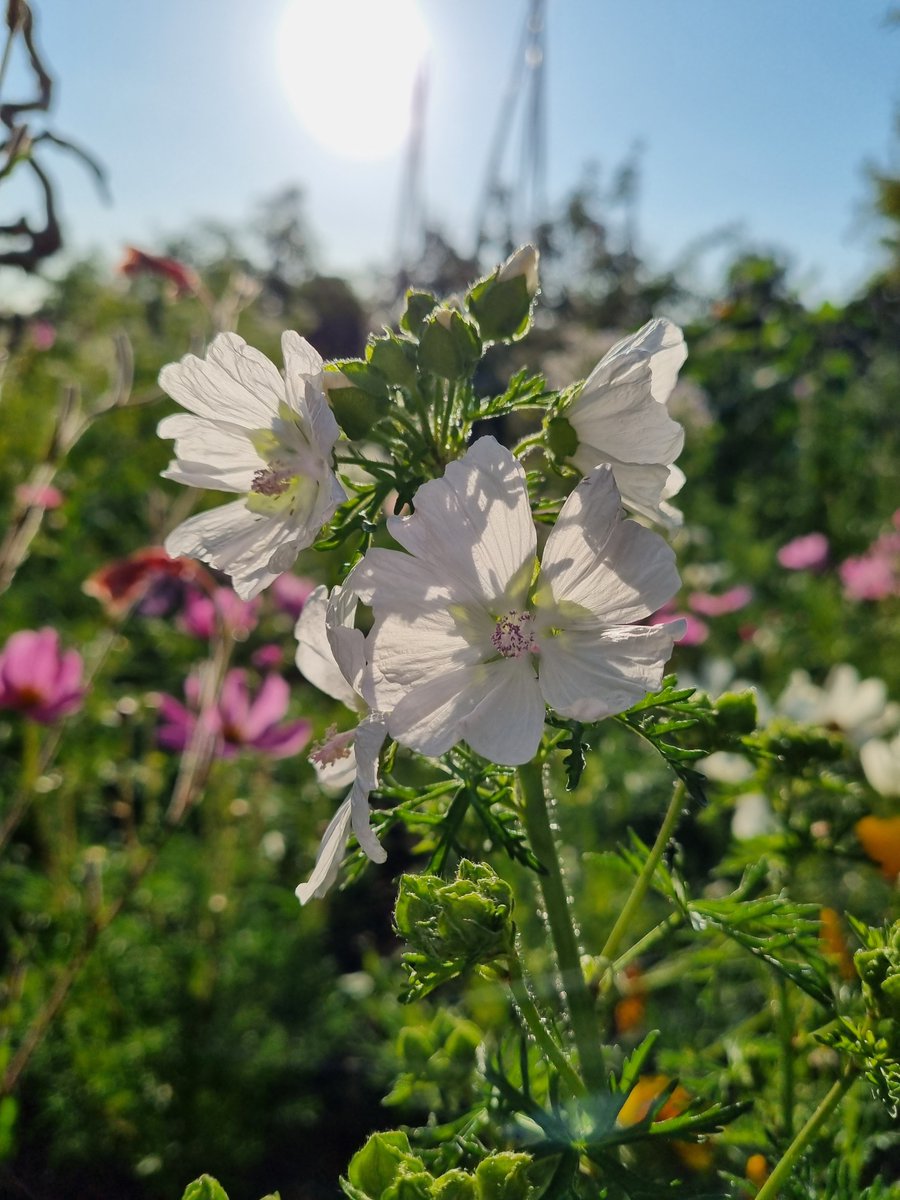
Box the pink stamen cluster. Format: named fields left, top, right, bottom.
left=251, top=466, right=293, bottom=497
left=491, top=611, right=536, bottom=658
left=309, top=724, right=356, bottom=767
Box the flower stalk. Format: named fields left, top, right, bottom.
left=517, top=759, right=607, bottom=1096
left=754, top=1072, right=856, bottom=1200
left=598, top=781, right=686, bottom=968
left=507, top=947, right=586, bottom=1097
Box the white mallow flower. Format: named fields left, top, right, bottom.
left=348, top=436, right=684, bottom=768
left=158, top=331, right=347, bottom=600
left=294, top=584, right=387, bottom=903
left=564, top=318, right=686, bottom=526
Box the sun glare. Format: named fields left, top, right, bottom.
left=276, top=0, right=429, bottom=161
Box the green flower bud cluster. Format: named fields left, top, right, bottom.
left=395, top=861, right=516, bottom=1000
left=855, top=919, right=900, bottom=1025
left=385, top=1011, right=482, bottom=1113
left=343, top=1133, right=533, bottom=1200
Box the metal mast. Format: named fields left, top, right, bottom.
left=472, top=0, right=547, bottom=260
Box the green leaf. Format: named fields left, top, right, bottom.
left=181, top=1178, right=230, bottom=1200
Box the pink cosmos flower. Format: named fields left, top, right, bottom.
left=270, top=572, right=317, bottom=620
left=15, top=483, right=63, bottom=510
left=0, top=628, right=85, bottom=723
left=29, top=320, right=57, bottom=351
left=178, top=586, right=260, bottom=640
left=157, top=669, right=311, bottom=760
left=777, top=533, right=829, bottom=571
left=647, top=602, right=708, bottom=646
left=252, top=643, right=285, bottom=670
left=839, top=525, right=900, bottom=602
left=688, top=585, right=753, bottom=617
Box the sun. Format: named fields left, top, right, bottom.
left=276, top=0, right=429, bottom=161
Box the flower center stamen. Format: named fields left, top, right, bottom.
left=250, top=466, right=294, bottom=497
left=491, top=610, right=536, bottom=658
left=309, top=724, right=355, bottom=767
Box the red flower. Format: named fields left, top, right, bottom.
left=84, top=547, right=211, bottom=617
left=119, top=246, right=200, bottom=298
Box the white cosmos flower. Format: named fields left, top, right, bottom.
left=776, top=664, right=899, bottom=747
left=860, top=731, right=900, bottom=798
left=158, top=331, right=347, bottom=600
left=565, top=318, right=687, bottom=526
left=348, top=436, right=684, bottom=768
left=294, top=584, right=387, bottom=904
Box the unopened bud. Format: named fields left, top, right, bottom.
left=323, top=361, right=389, bottom=440
left=466, top=245, right=540, bottom=344
left=417, top=307, right=481, bottom=381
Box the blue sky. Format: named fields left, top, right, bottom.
left=3, top=0, right=899, bottom=300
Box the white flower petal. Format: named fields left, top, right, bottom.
left=347, top=547, right=476, bottom=612
left=164, top=500, right=299, bottom=599
left=326, top=583, right=372, bottom=699
left=569, top=455, right=684, bottom=528
left=295, top=799, right=353, bottom=904
left=281, top=331, right=340, bottom=458
left=537, top=623, right=681, bottom=721
left=159, top=332, right=283, bottom=429
left=460, top=657, right=545, bottom=765
left=364, top=606, right=491, bottom=713
left=570, top=354, right=684, bottom=467
left=601, top=317, right=687, bottom=405
left=158, top=413, right=261, bottom=493
left=860, top=734, right=900, bottom=798
left=295, top=586, right=359, bottom=709
left=313, top=744, right=358, bottom=791
left=386, top=437, right=536, bottom=608
left=539, top=466, right=680, bottom=623
left=349, top=714, right=389, bottom=862
left=388, top=659, right=539, bottom=763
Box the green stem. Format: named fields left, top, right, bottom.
left=508, top=949, right=586, bottom=1096
left=609, top=912, right=684, bottom=976
left=754, top=1072, right=855, bottom=1200
left=777, top=975, right=794, bottom=1139
left=599, top=782, right=686, bottom=966
left=517, top=760, right=606, bottom=1095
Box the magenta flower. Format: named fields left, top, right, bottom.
left=646, top=602, right=708, bottom=646
left=840, top=553, right=897, bottom=602
left=29, top=319, right=57, bottom=351
left=252, top=643, right=285, bottom=670
left=157, top=669, right=311, bottom=759
left=688, top=585, right=753, bottom=617
left=178, top=586, right=260, bottom=640
left=777, top=532, right=829, bottom=571
left=0, top=628, right=85, bottom=723
left=270, top=573, right=317, bottom=620
left=840, top=528, right=900, bottom=602
left=15, top=483, right=63, bottom=510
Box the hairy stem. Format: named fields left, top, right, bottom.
left=755, top=1072, right=856, bottom=1200
left=508, top=949, right=586, bottom=1096
left=517, top=759, right=606, bottom=1095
